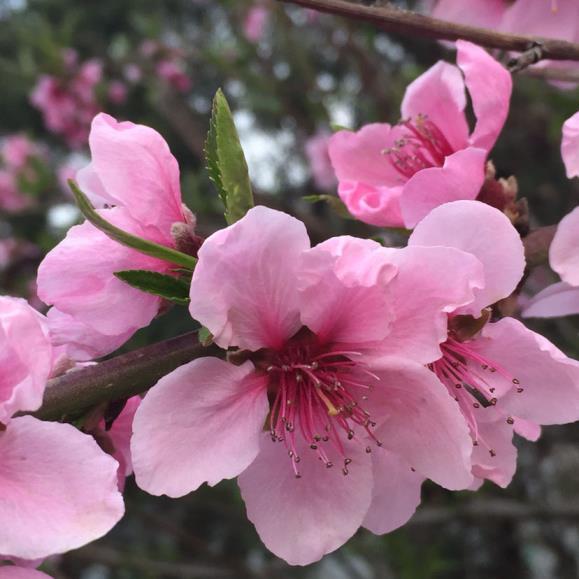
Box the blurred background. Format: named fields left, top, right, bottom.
left=1, top=0, right=579, bottom=577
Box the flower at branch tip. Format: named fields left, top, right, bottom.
left=0, top=296, right=124, bottom=560
left=37, top=113, right=197, bottom=348
left=409, top=200, right=579, bottom=488
left=243, top=3, right=269, bottom=43
left=130, top=205, right=492, bottom=564
left=328, top=40, right=512, bottom=228
left=522, top=113, right=579, bottom=318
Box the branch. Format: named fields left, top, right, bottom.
left=523, top=225, right=557, bottom=269
left=277, top=0, right=579, bottom=62
left=33, top=332, right=218, bottom=422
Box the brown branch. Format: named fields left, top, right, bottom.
left=523, top=225, right=557, bottom=269
left=277, top=0, right=579, bottom=62
left=33, top=332, right=219, bottom=422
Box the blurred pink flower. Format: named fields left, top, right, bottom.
left=0, top=171, right=30, bottom=213
left=328, top=41, right=512, bottom=228
left=410, top=200, right=579, bottom=488
left=107, top=80, right=128, bottom=105
left=2, top=135, right=42, bottom=171
left=156, top=60, right=192, bottom=93
left=0, top=297, right=124, bottom=560
left=305, top=132, right=336, bottom=190
left=131, top=205, right=487, bottom=564
left=243, top=4, right=269, bottom=43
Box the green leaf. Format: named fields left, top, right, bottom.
left=205, top=89, right=254, bottom=224
left=197, top=326, right=214, bottom=346
left=303, top=194, right=354, bottom=220
left=114, top=270, right=190, bottom=305
left=70, top=180, right=197, bottom=270
left=331, top=123, right=351, bottom=132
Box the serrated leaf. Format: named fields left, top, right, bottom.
left=70, top=180, right=197, bottom=270
left=303, top=194, right=354, bottom=220
left=331, top=124, right=351, bottom=132
left=114, top=270, right=190, bottom=305
left=205, top=89, right=254, bottom=224
left=198, top=326, right=214, bottom=346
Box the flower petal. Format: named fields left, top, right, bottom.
left=37, top=207, right=166, bottom=336
left=0, top=298, right=51, bottom=422
left=562, top=112, right=579, bottom=179
left=456, top=40, right=512, bottom=152
left=471, top=318, right=579, bottom=425
left=371, top=245, right=484, bottom=365
left=430, top=0, right=506, bottom=28
left=0, top=568, right=51, bottom=579
left=550, top=206, right=579, bottom=285
left=298, top=236, right=397, bottom=345
left=363, top=450, right=423, bottom=534
left=189, top=206, right=309, bottom=351
left=523, top=282, right=579, bottom=318
left=337, top=181, right=404, bottom=228
left=400, top=148, right=487, bottom=228
left=238, top=435, right=372, bottom=565
left=370, top=362, right=473, bottom=490
left=0, top=416, right=123, bottom=560
left=132, top=358, right=269, bottom=498
left=86, top=113, right=183, bottom=235
left=409, top=200, right=525, bottom=314
left=401, top=61, right=469, bottom=151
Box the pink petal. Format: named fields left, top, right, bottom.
left=238, top=435, right=372, bottom=565
left=297, top=236, right=397, bottom=344
left=189, top=206, right=309, bottom=351
left=0, top=569, right=51, bottom=579
left=430, top=0, right=506, bottom=28
left=37, top=207, right=167, bottom=336
left=409, top=200, right=525, bottom=314
left=132, top=358, right=268, bottom=498
left=328, top=124, right=407, bottom=187
left=0, top=416, right=123, bottom=559
left=550, top=206, right=579, bottom=285
left=523, top=282, right=579, bottom=318
left=400, top=61, right=469, bottom=152
left=0, top=298, right=51, bottom=422
left=562, top=112, right=579, bottom=179
left=337, top=181, right=404, bottom=228
left=363, top=450, right=423, bottom=534
left=471, top=318, right=579, bottom=425
left=86, top=113, right=183, bottom=235
left=470, top=410, right=517, bottom=488
left=456, top=40, right=512, bottom=152
left=46, top=308, right=132, bottom=362
left=514, top=418, right=541, bottom=442
left=400, top=148, right=487, bottom=228
left=371, top=245, right=484, bottom=364
left=370, top=362, right=473, bottom=490
left=107, top=396, right=141, bottom=480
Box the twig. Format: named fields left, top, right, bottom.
left=410, top=499, right=579, bottom=525
left=277, top=0, right=579, bottom=62
left=523, top=225, right=557, bottom=269
left=521, top=67, right=579, bottom=85
left=32, top=332, right=219, bottom=421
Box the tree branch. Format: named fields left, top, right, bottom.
left=523, top=225, right=557, bottom=268
left=33, top=332, right=218, bottom=422
left=277, top=0, right=579, bottom=62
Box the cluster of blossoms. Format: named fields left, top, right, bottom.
left=4, top=36, right=579, bottom=574
left=138, top=40, right=192, bottom=93
left=30, top=49, right=128, bottom=148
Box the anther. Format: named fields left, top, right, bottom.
left=344, top=458, right=352, bottom=466
left=517, top=387, right=524, bottom=393
left=489, top=449, right=496, bottom=457
left=512, top=378, right=520, bottom=385
left=310, top=444, right=318, bottom=450
left=490, top=398, right=497, bottom=406
left=347, top=429, right=355, bottom=440
left=506, top=417, right=515, bottom=425
left=365, top=446, right=372, bottom=453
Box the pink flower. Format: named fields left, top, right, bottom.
left=409, top=200, right=579, bottom=487
left=0, top=171, right=29, bottom=213
left=523, top=113, right=579, bottom=318
left=328, top=41, right=512, bottom=228
left=2, top=135, right=42, bottom=172
left=0, top=297, right=124, bottom=560
left=131, top=205, right=488, bottom=564
left=37, top=113, right=194, bottom=343
left=107, top=80, right=128, bottom=105
left=156, top=60, right=192, bottom=93
left=243, top=4, right=269, bottom=43
left=305, top=132, right=336, bottom=190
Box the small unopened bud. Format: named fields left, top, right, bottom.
left=171, top=221, right=203, bottom=257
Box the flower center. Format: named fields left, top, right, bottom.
left=263, top=334, right=381, bottom=478
left=430, top=337, right=524, bottom=457
left=383, top=114, right=454, bottom=179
